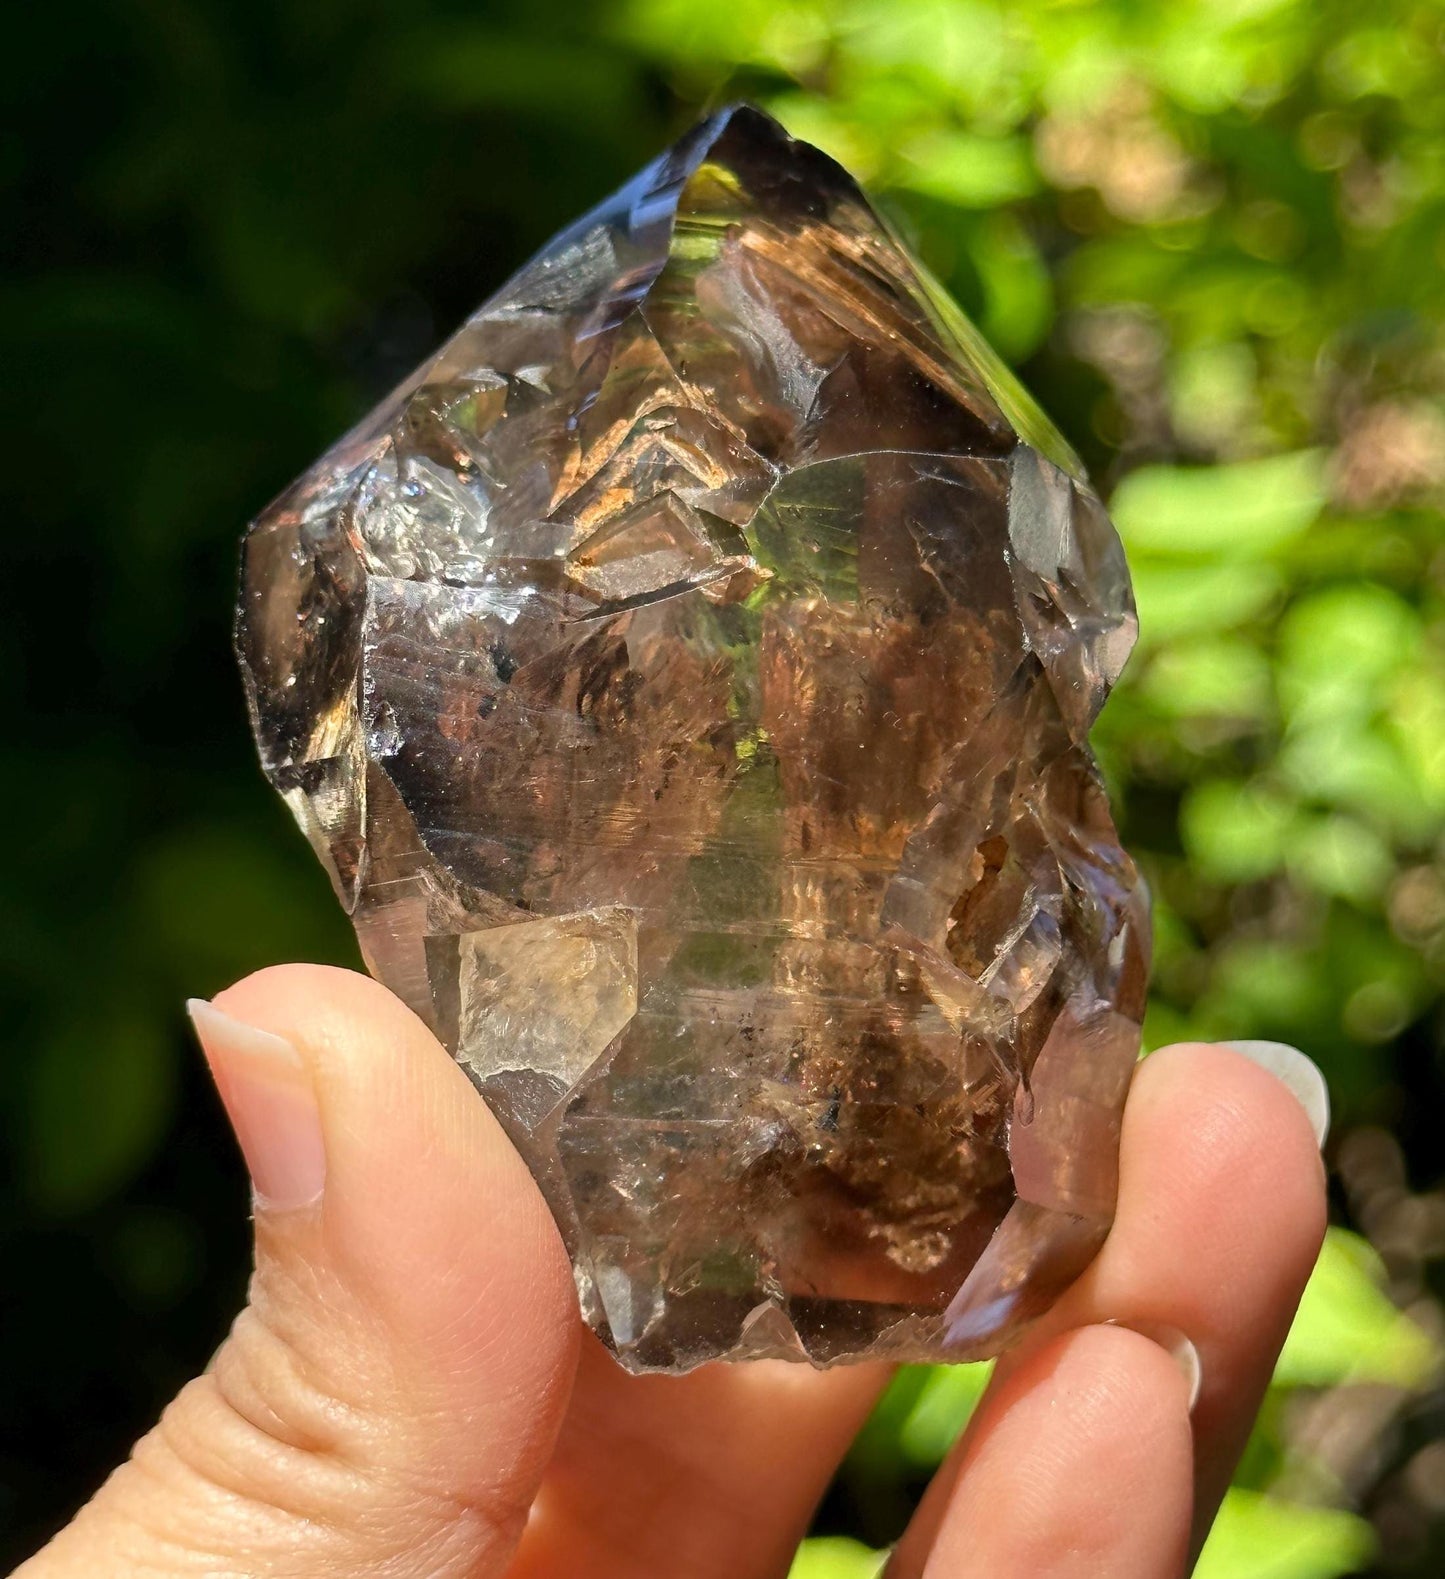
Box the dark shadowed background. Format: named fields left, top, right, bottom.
left=3, top=3, right=1444, bottom=1575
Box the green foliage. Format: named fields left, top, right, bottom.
left=1196, top=1492, right=1377, bottom=1579
left=895, top=1362, right=994, bottom=1465
left=4, top=0, right=1443, bottom=1569
left=1113, top=451, right=1327, bottom=562
left=789, top=1536, right=888, bottom=1579
left=1277, top=1229, right=1438, bottom=1390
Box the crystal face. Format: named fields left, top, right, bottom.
left=236, top=106, right=1149, bottom=1373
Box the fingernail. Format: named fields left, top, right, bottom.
left=1219, top=1039, right=1330, bottom=1149
left=188, top=999, right=326, bottom=1210
left=1108, top=1320, right=1203, bottom=1412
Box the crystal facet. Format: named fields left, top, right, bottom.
left=237, top=106, right=1149, bottom=1373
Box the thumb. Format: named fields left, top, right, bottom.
left=21, top=965, right=580, bottom=1579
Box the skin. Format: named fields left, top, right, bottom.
left=16, top=965, right=1327, bottom=1579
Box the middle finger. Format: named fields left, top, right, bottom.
left=509, top=1336, right=888, bottom=1579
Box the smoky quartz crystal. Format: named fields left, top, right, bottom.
left=237, top=105, right=1149, bottom=1373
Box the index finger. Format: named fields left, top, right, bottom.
left=890, top=1040, right=1328, bottom=1574
left=1025, top=1041, right=1328, bottom=1552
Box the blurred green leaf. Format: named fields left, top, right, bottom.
left=1393, top=669, right=1445, bottom=809
left=1182, top=779, right=1296, bottom=882
left=1194, top=1489, right=1376, bottom=1579
left=1170, top=341, right=1259, bottom=452
left=1130, top=561, right=1283, bottom=644
left=895, top=131, right=1036, bottom=208
left=832, top=0, right=1013, bottom=110
left=1141, top=636, right=1274, bottom=720
left=788, top=1536, right=888, bottom=1579
left=1112, top=452, right=1326, bottom=560
left=617, top=0, right=828, bottom=72
left=1276, top=1229, right=1439, bottom=1390
left=767, top=95, right=885, bottom=180
left=845, top=1365, right=935, bottom=1477
left=1278, top=585, right=1421, bottom=723
left=1210, top=937, right=1333, bottom=1030
left=970, top=214, right=1053, bottom=359
left=1284, top=815, right=1394, bottom=903
left=898, top=1362, right=994, bottom=1466
left=1278, top=723, right=1435, bottom=839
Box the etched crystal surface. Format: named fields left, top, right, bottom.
left=237, top=106, right=1149, bottom=1373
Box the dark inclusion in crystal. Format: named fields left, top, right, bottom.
left=236, top=106, right=1149, bottom=1373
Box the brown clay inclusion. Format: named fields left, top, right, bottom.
left=236, top=106, right=1149, bottom=1373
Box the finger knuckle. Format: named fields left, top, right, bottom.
left=105, top=1272, right=527, bottom=1575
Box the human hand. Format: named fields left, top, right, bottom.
left=16, top=965, right=1327, bottom=1579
